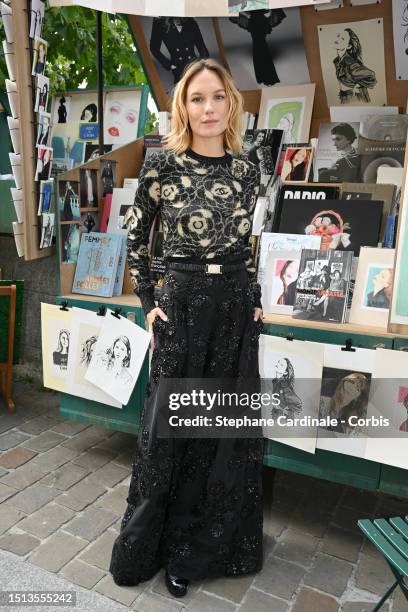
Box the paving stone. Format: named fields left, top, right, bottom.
left=273, top=529, right=319, bottom=567
left=57, top=477, right=106, bottom=511
left=95, top=485, right=128, bottom=516
left=71, top=448, right=117, bottom=471
left=340, top=603, right=386, bottom=612
left=18, top=416, right=61, bottom=435
left=51, top=421, right=91, bottom=436
left=355, top=552, right=394, bottom=596
left=270, top=486, right=306, bottom=514
left=91, top=462, right=130, bottom=488
left=18, top=503, right=75, bottom=539
left=0, top=447, right=37, bottom=468
left=28, top=531, right=87, bottom=572
left=79, top=530, right=117, bottom=571
left=152, top=568, right=200, bottom=605
left=331, top=507, right=363, bottom=534
left=61, top=428, right=110, bottom=453
left=94, top=431, right=136, bottom=453
left=112, top=449, right=133, bottom=468
left=39, top=462, right=90, bottom=490
left=304, top=553, right=353, bottom=597
left=202, top=573, right=254, bottom=604
left=65, top=507, right=117, bottom=541
left=289, top=503, right=331, bottom=538
left=21, top=431, right=67, bottom=452
left=94, top=574, right=144, bottom=607
left=185, top=591, right=236, bottom=611
left=132, top=591, right=185, bottom=612
left=263, top=533, right=276, bottom=558
left=239, top=588, right=287, bottom=612
left=0, top=431, right=31, bottom=450
left=253, top=555, right=305, bottom=600
left=0, top=463, right=47, bottom=490
left=4, top=483, right=60, bottom=514
left=0, top=505, right=25, bottom=535
left=292, top=587, right=339, bottom=612
left=0, top=532, right=41, bottom=555
left=340, top=488, right=378, bottom=516
left=60, top=558, right=106, bottom=589
left=360, top=538, right=383, bottom=560
left=29, top=446, right=79, bottom=471
left=0, top=466, right=8, bottom=477
left=263, top=507, right=288, bottom=538
left=322, top=526, right=363, bottom=563
left=0, top=482, right=18, bottom=503
left=0, top=415, right=26, bottom=434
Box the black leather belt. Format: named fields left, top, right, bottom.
left=166, top=261, right=246, bottom=274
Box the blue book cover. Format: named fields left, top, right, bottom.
left=112, top=229, right=128, bottom=297
left=72, top=232, right=121, bottom=297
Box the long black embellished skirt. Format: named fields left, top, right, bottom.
left=109, top=261, right=265, bottom=586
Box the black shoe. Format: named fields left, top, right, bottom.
left=165, top=570, right=189, bottom=597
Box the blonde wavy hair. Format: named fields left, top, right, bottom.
left=162, top=58, right=244, bottom=156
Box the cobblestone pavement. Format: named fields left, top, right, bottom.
left=0, top=380, right=406, bottom=612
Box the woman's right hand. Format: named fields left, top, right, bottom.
left=146, top=307, right=168, bottom=351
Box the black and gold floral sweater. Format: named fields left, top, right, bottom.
left=124, top=147, right=262, bottom=316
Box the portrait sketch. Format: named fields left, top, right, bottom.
left=392, top=0, right=408, bottom=80
left=318, top=19, right=387, bottom=106
left=362, top=265, right=393, bottom=311
left=41, top=303, right=72, bottom=392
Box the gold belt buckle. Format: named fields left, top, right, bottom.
left=206, top=263, right=223, bottom=274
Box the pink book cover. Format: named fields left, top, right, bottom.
left=100, top=194, right=112, bottom=232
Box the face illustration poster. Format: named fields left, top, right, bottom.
left=85, top=312, right=151, bottom=405
left=258, top=335, right=324, bottom=454
left=65, top=308, right=122, bottom=407
left=316, top=344, right=376, bottom=459
left=258, top=84, right=315, bottom=144
left=365, top=348, right=408, bottom=470
left=317, top=19, right=387, bottom=107
left=103, top=90, right=142, bottom=146
left=41, top=303, right=72, bottom=392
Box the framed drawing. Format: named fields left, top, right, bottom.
left=258, top=84, right=315, bottom=144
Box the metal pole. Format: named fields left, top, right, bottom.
left=96, top=10, right=104, bottom=155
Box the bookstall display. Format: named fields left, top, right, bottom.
left=41, top=0, right=408, bottom=498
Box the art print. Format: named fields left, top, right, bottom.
left=318, top=19, right=386, bottom=107
left=392, top=0, right=408, bottom=80
left=84, top=144, right=113, bottom=162
left=365, top=348, right=408, bottom=470
left=259, top=335, right=324, bottom=454
left=34, top=75, right=49, bottom=113
left=61, top=223, right=81, bottom=264
left=81, top=211, right=99, bottom=233
left=59, top=180, right=80, bottom=222
left=258, top=84, right=315, bottom=144
left=40, top=213, right=54, bottom=248
left=316, top=344, right=376, bottom=458
left=36, top=111, right=51, bottom=148
left=104, top=90, right=142, bottom=146
left=69, top=93, right=98, bottom=123
left=35, top=145, right=53, bottom=181
left=29, top=0, right=45, bottom=39
left=315, top=122, right=361, bottom=183
left=79, top=169, right=98, bottom=208
left=281, top=147, right=313, bottom=183
left=222, top=8, right=310, bottom=91
left=31, top=37, right=47, bottom=77
left=51, top=123, right=87, bottom=172
left=228, top=0, right=268, bottom=11
left=85, top=313, right=151, bottom=405
left=243, top=129, right=283, bottom=179
left=390, top=155, right=408, bottom=327
left=100, top=160, right=117, bottom=197
left=263, top=248, right=301, bottom=315
left=52, top=95, right=72, bottom=124
left=362, top=265, right=393, bottom=311
left=65, top=308, right=122, bottom=407
left=41, top=303, right=72, bottom=392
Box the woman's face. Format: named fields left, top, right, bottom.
left=293, top=148, right=307, bottom=165
left=255, top=132, right=264, bottom=146
left=283, top=261, right=299, bottom=283
left=343, top=377, right=363, bottom=401
left=113, top=340, right=127, bottom=363
left=334, top=29, right=350, bottom=54
left=83, top=108, right=93, bottom=122
left=275, top=358, right=288, bottom=378
left=332, top=132, right=351, bottom=151
left=106, top=99, right=138, bottom=140
left=186, top=69, right=229, bottom=143
left=60, top=332, right=69, bottom=349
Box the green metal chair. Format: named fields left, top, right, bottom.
left=358, top=516, right=408, bottom=611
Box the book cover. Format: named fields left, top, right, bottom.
left=107, top=188, right=136, bottom=233
left=144, top=135, right=163, bottom=160
left=272, top=183, right=340, bottom=232
left=243, top=129, right=284, bottom=182
left=72, top=232, right=121, bottom=298
left=111, top=229, right=128, bottom=297
left=150, top=228, right=166, bottom=297
left=314, top=122, right=361, bottom=183
left=100, top=193, right=112, bottom=233
left=281, top=146, right=313, bottom=183
left=257, top=232, right=322, bottom=285
left=357, top=115, right=407, bottom=183
left=292, top=249, right=353, bottom=323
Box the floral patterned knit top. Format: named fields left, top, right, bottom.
left=124, top=147, right=262, bottom=316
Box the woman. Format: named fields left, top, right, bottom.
left=270, top=358, right=302, bottom=421
left=37, top=114, right=50, bottom=147
left=34, top=41, right=46, bottom=75
left=96, top=336, right=133, bottom=385
left=83, top=212, right=96, bottom=233
left=333, top=28, right=377, bottom=104
left=109, top=58, right=266, bottom=596
left=53, top=329, right=70, bottom=369
left=318, top=123, right=360, bottom=183
left=282, top=148, right=311, bottom=182
left=101, top=160, right=115, bottom=196
left=276, top=259, right=299, bottom=306
left=365, top=268, right=393, bottom=309
left=80, top=103, right=97, bottom=123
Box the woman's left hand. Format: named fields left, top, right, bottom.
left=254, top=307, right=264, bottom=322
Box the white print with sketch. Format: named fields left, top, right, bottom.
left=85, top=312, right=151, bottom=405
left=392, top=0, right=408, bottom=80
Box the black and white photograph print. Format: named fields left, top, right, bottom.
left=392, top=0, right=408, bottom=80
left=40, top=213, right=54, bottom=249
left=84, top=144, right=113, bottom=162
left=220, top=8, right=309, bottom=90
left=60, top=223, right=81, bottom=264
left=79, top=168, right=98, bottom=208
left=243, top=129, right=284, bottom=177
left=34, top=75, right=49, bottom=113
left=35, top=145, right=53, bottom=181
left=59, top=180, right=80, bottom=222
left=81, top=211, right=99, bottom=233
left=36, top=111, right=51, bottom=148
left=29, top=0, right=45, bottom=39
left=31, top=36, right=48, bottom=77
left=140, top=16, right=219, bottom=93
left=318, top=19, right=387, bottom=106
left=100, top=159, right=116, bottom=197
left=315, top=122, right=361, bottom=182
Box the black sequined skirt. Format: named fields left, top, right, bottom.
left=109, top=261, right=265, bottom=586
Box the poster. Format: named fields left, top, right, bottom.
left=259, top=335, right=324, bottom=454
left=52, top=95, right=71, bottom=124
left=41, top=303, right=72, bottom=392
left=66, top=308, right=122, bottom=407
left=40, top=213, right=54, bottom=248
left=317, top=19, right=387, bottom=106
left=85, top=312, right=151, bottom=405
left=392, top=0, right=408, bottom=80
left=104, top=90, right=142, bottom=146
left=31, top=37, right=48, bottom=77
left=29, top=0, right=45, bottom=39
left=220, top=8, right=309, bottom=90
left=34, top=75, right=49, bottom=113
left=258, top=84, right=315, bottom=144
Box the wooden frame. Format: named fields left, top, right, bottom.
left=0, top=285, right=16, bottom=413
